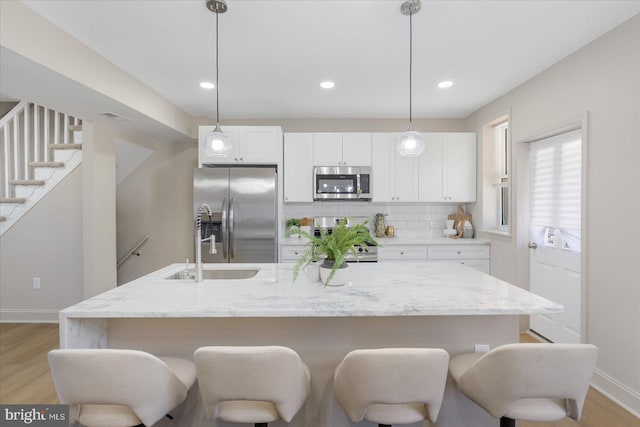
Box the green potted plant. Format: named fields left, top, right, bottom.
left=292, top=218, right=378, bottom=286
left=285, top=218, right=301, bottom=236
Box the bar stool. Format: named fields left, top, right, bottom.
left=194, top=346, right=310, bottom=427
left=449, top=343, right=598, bottom=427
left=48, top=349, right=197, bottom=427
left=333, top=348, right=449, bottom=427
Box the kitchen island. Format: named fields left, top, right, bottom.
left=60, top=262, right=562, bottom=427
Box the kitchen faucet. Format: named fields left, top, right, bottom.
left=195, top=203, right=216, bottom=282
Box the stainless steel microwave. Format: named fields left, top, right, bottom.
left=313, top=166, right=371, bottom=201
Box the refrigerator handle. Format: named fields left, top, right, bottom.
left=221, top=197, right=228, bottom=260
left=229, top=197, right=235, bottom=259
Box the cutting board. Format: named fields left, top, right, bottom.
left=448, top=206, right=471, bottom=239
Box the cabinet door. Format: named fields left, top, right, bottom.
left=237, top=127, right=280, bottom=163
left=371, top=134, right=395, bottom=202
left=313, top=133, right=342, bottom=166
left=342, top=133, right=372, bottom=166
left=418, top=133, right=445, bottom=202
left=444, top=133, right=476, bottom=202
left=284, top=133, right=314, bottom=203
left=393, top=135, right=419, bottom=202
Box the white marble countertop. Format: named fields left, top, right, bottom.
left=280, top=235, right=489, bottom=246
left=61, top=262, right=561, bottom=319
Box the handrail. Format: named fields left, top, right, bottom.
left=117, top=235, right=149, bottom=268
left=0, top=100, right=28, bottom=128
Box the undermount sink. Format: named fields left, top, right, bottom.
left=165, top=269, right=260, bottom=280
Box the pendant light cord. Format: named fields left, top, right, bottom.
left=215, top=10, right=220, bottom=126
left=409, top=8, right=413, bottom=126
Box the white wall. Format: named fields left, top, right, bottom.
left=0, top=168, right=83, bottom=322
left=116, top=136, right=197, bottom=285
left=465, top=15, right=640, bottom=415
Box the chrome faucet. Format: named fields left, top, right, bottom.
left=195, top=203, right=215, bottom=282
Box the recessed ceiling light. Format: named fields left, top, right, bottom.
left=320, top=81, right=335, bottom=89
left=200, top=81, right=215, bottom=89
left=438, top=80, right=454, bottom=89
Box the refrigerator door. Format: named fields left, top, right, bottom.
left=229, top=167, right=277, bottom=263
left=193, top=168, right=229, bottom=263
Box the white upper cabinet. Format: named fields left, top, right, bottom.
left=313, top=133, right=372, bottom=166
left=419, top=132, right=476, bottom=202
left=199, top=126, right=282, bottom=165
left=371, top=134, right=419, bottom=202
left=283, top=133, right=314, bottom=203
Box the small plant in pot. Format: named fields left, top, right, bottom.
left=285, top=218, right=301, bottom=236
left=292, top=218, right=378, bottom=286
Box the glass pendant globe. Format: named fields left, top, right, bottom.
left=397, top=130, right=425, bottom=157
left=203, top=126, right=232, bottom=157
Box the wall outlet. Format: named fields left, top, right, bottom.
left=32, top=277, right=41, bottom=290
left=474, top=344, right=490, bottom=353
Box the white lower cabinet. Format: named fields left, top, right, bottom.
left=379, top=243, right=490, bottom=274
left=427, top=245, right=490, bottom=274
left=378, top=246, right=427, bottom=261
left=280, top=245, right=306, bottom=262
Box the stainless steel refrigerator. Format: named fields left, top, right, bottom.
left=194, top=167, right=278, bottom=263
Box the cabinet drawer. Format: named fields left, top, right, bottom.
left=280, top=245, right=306, bottom=261
left=378, top=246, right=427, bottom=261
left=427, top=245, right=490, bottom=260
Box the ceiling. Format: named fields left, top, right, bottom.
left=12, top=1, right=640, bottom=122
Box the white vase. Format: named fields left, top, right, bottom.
left=319, top=261, right=349, bottom=286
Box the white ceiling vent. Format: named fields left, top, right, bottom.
left=100, top=112, right=130, bottom=122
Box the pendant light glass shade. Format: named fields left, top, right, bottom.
left=397, top=124, right=425, bottom=157
left=204, top=124, right=232, bottom=157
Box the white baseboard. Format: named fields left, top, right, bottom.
left=0, top=309, right=59, bottom=323
left=591, top=368, right=640, bottom=418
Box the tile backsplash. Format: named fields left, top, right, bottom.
left=284, top=202, right=467, bottom=237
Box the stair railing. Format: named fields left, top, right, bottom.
left=117, top=235, right=150, bottom=268
left=0, top=101, right=82, bottom=199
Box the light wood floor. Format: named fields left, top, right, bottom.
left=0, top=323, right=638, bottom=426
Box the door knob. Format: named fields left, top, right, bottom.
left=528, top=242, right=537, bottom=249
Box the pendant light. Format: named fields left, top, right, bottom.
left=397, top=0, right=425, bottom=157
left=203, top=0, right=231, bottom=157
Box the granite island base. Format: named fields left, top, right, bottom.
left=60, top=262, right=563, bottom=427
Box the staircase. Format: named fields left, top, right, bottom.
left=0, top=101, right=83, bottom=236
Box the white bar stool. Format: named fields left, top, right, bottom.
left=194, top=346, right=310, bottom=427
left=48, top=349, right=197, bottom=427
left=449, top=343, right=598, bottom=427
left=333, top=348, right=450, bottom=427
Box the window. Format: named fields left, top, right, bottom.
left=495, top=121, right=510, bottom=231
left=481, top=113, right=511, bottom=235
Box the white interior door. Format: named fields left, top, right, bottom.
left=529, top=129, right=582, bottom=344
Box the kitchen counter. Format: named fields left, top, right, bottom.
left=61, top=262, right=557, bottom=320
left=59, top=262, right=561, bottom=427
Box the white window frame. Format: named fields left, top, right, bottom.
left=494, top=121, right=510, bottom=233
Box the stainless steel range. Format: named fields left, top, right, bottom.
left=313, top=216, right=378, bottom=262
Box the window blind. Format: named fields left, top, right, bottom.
left=529, top=129, right=582, bottom=251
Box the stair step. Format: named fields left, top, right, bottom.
left=29, top=161, right=65, bottom=168
left=0, top=198, right=26, bottom=204
left=10, top=179, right=45, bottom=186
left=48, top=143, right=82, bottom=150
